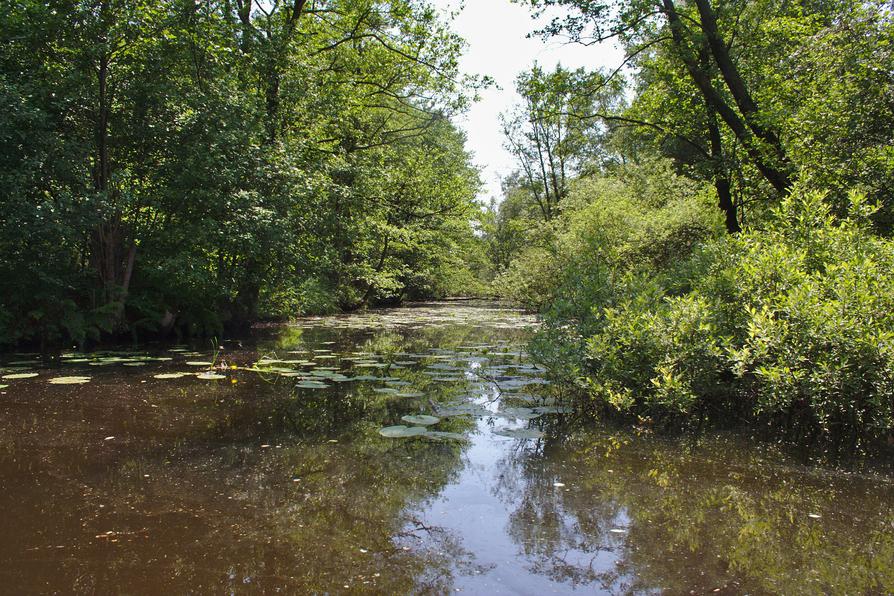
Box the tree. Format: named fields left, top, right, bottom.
left=501, top=64, right=621, bottom=221
left=0, top=0, right=484, bottom=346
left=522, top=0, right=893, bottom=231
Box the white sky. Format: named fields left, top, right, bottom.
left=434, top=0, right=623, bottom=202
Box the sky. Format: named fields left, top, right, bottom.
left=433, top=0, right=622, bottom=202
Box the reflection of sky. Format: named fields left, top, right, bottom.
left=409, top=394, right=638, bottom=593
left=404, top=343, right=640, bottom=592
left=432, top=0, right=624, bottom=203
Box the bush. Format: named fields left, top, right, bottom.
left=495, top=159, right=723, bottom=320
left=259, top=277, right=340, bottom=318
left=727, top=191, right=894, bottom=448
left=555, top=188, right=894, bottom=451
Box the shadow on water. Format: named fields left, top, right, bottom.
left=0, top=301, right=891, bottom=594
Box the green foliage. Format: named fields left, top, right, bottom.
left=489, top=0, right=894, bottom=452
left=561, top=189, right=894, bottom=449
left=495, top=159, right=722, bottom=316
left=0, top=0, right=484, bottom=347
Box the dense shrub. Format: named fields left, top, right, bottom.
left=532, top=187, right=894, bottom=450
left=495, top=159, right=723, bottom=318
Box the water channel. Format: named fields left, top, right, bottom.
left=0, top=302, right=891, bottom=594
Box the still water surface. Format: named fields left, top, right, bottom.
left=0, top=302, right=892, bottom=594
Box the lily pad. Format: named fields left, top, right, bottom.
left=424, top=431, right=467, bottom=441
left=2, top=372, right=38, bottom=380
left=498, top=407, right=542, bottom=420
left=153, top=372, right=191, bottom=379
left=493, top=428, right=545, bottom=440
left=401, top=414, right=440, bottom=426
left=296, top=380, right=330, bottom=389
left=353, top=375, right=380, bottom=381
left=48, top=376, right=91, bottom=385
left=394, top=391, right=425, bottom=398
left=372, top=387, right=399, bottom=394
left=196, top=372, right=226, bottom=380
left=185, top=361, right=214, bottom=367
left=378, top=425, right=427, bottom=438
left=533, top=405, right=572, bottom=415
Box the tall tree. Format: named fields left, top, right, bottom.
left=501, top=64, right=621, bottom=220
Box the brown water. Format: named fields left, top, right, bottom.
left=0, top=302, right=891, bottom=594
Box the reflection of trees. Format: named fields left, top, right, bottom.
left=492, top=438, right=636, bottom=591
left=5, top=384, right=473, bottom=593
left=493, top=431, right=894, bottom=594
left=0, top=304, right=536, bottom=593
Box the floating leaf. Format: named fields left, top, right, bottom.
left=378, top=425, right=427, bottom=438
left=196, top=372, right=226, bottom=380
left=401, top=414, right=440, bottom=426
left=153, top=372, right=191, bottom=379
left=437, top=404, right=491, bottom=418
left=533, top=405, right=572, bottom=415
left=48, top=376, right=91, bottom=384
left=498, top=407, right=541, bottom=420
left=493, top=428, right=544, bottom=440
left=309, top=370, right=338, bottom=377
left=185, top=361, right=213, bottom=367
left=296, top=381, right=329, bottom=389
left=352, top=375, right=380, bottom=381
left=2, top=372, right=38, bottom=380
left=424, top=431, right=467, bottom=441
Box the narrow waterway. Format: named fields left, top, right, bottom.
left=0, top=302, right=891, bottom=594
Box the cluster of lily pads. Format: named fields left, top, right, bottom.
left=0, top=349, right=205, bottom=389
left=287, top=303, right=539, bottom=333
left=379, top=414, right=465, bottom=440
left=0, top=305, right=566, bottom=444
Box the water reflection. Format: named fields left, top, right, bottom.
left=0, top=302, right=892, bottom=594
left=439, top=429, right=894, bottom=594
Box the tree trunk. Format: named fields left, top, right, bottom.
left=361, top=233, right=390, bottom=305
left=661, top=0, right=792, bottom=195
left=699, top=41, right=741, bottom=234
left=693, top=0, right=789, bottom=169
